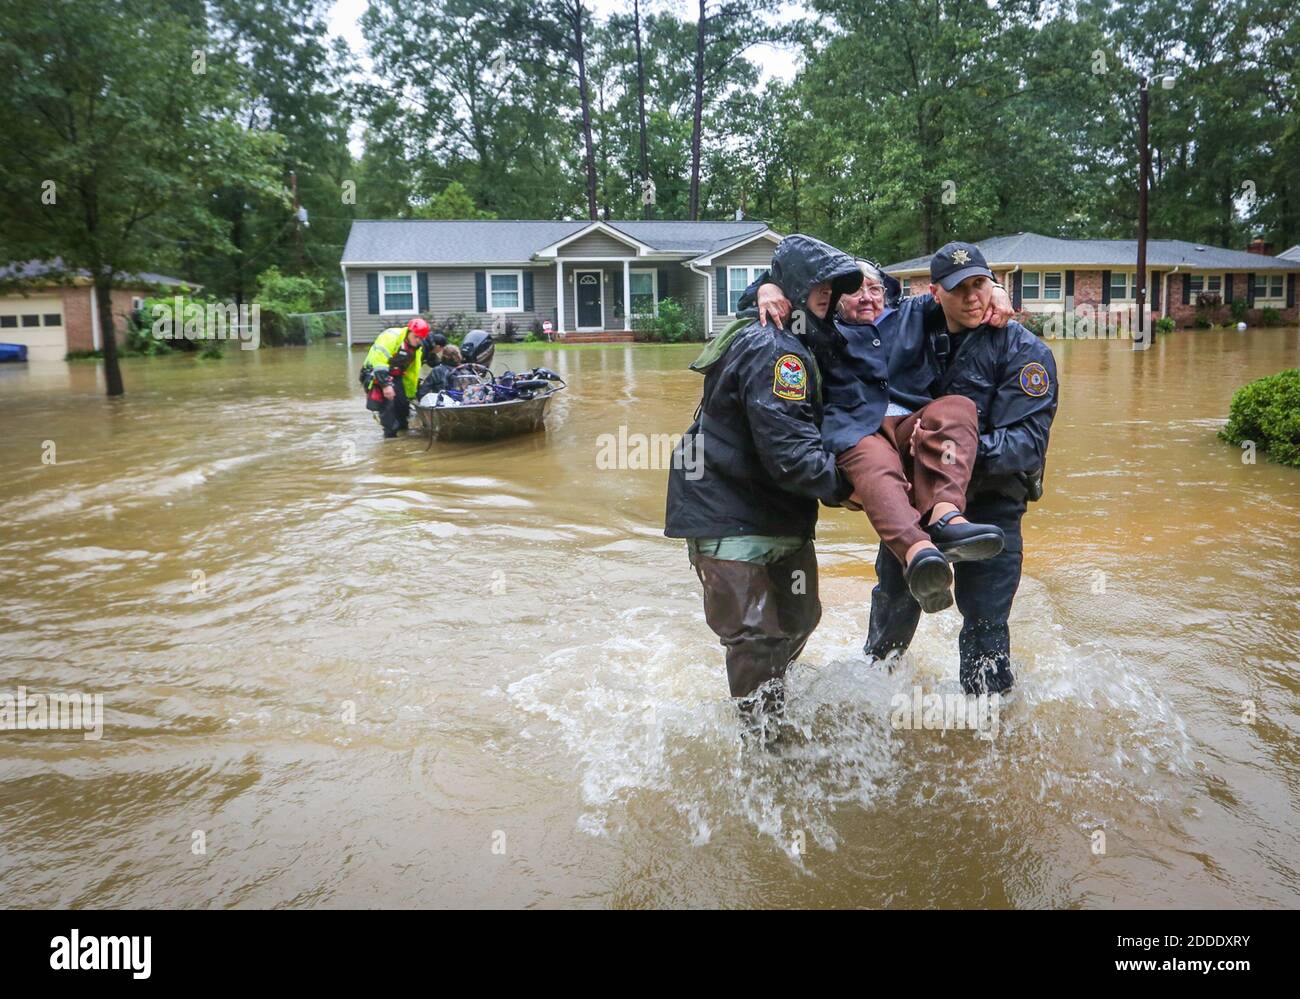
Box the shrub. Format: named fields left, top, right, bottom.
left=1230, top=297, right=1248, bottom=321
left=131, top=293, right=241, bottom=354
left=632, top=298, right=704, bottom=343
left=1194, top=292, right=1223, bottom=329
left=1018, top=312, right=1049, bottom=337
left=432, top=312, right=468, bottom=344
left=125, top=306, right=173, bottom=355
left=1260, top=306, right=1283, bottom=327
left=1219, top=368, right=1300, bottom=467
left=1155, top=315, right=1175, bottom=334
left=254, top=266, right=326, bottom=346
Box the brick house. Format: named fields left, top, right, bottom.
left=884, top=233, right=1299, bottom=334
left=0, top=259, right=199, bottom=361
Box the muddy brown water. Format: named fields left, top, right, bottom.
left=0, top=329, right=1297, bottom=908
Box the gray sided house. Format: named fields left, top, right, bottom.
left=339, top=219, right=783, bottom=345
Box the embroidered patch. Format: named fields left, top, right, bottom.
left=773, top=353, right=807, bottom=400
left=1019, top=361, right=1050, bottom=397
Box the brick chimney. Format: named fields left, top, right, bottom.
left=1247, top=238, right=1274, bottom=255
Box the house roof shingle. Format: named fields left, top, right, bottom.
left=341, top=219, right=773, bottom=265
left=0, top=258, right=197, bottom=287
left=884, top=232, right=1299, bottom=274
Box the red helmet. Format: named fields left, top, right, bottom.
left=407, top=317, right=430, bottom=339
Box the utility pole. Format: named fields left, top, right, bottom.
left=1134, top=79, right=1151, bottom=351
left=291, top=171, right=307, bottom=272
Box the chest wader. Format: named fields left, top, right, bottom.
left=685, top=320, right=825, bottom=707
left=367, top=340, right=419, bottom=438
left=689, top=540, right=822, bottom=706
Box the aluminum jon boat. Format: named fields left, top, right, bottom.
left=410, top=361, right=564, bottom=447
left=414, top=379, right=563, bottom=444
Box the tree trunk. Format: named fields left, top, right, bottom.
left=95, top=276, right=124, bottom=397
left=790, top=168, right=801, bottom=231
left=633, top=0, right=651, bottom=219
left=689, top=0, right=706, bottom=220
left=572, top=1, right=598, bottom=220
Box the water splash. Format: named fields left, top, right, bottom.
left=507, top=576, right=1196, bottom=864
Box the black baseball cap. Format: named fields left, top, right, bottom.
left=430, top=333, right=448, bottom=347
left=931, top=241, right=994, bottom=291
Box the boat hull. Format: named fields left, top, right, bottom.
left=415, top=392, right=556, bottom=442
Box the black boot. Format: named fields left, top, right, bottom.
left=737, top=678, right=786, bottom=747
left=959, top=657, right=1014, bottom=695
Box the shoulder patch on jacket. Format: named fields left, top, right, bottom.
left=1019, top=361, right=1050, bottom=397
left=773, top=353, right=807, bottom=400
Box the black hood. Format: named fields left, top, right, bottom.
left=769, top=234, right=864, bottom=336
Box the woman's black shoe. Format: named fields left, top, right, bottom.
left=905, top=547, right=953, bottom=613
left=926, top=510, right=1005, bottom=563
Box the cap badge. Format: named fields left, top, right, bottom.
left=952, top=249, right=971, bottom=265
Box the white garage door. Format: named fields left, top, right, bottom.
left=0, top=296, right=66, bottom=361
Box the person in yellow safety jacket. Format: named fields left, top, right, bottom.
left=361, top=317, right=444, bottom=437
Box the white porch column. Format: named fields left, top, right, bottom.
left=555, top=261, right=565, bottom=336
left=623, top=259, right=631, bottom=331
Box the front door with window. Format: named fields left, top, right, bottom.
left=576, top=271, right=603, bottom=329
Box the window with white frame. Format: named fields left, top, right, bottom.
left=1108, top=272, right=1149, bottom=301
left=1188, top=273, right=1223, bottom=304
left=378, top=270, right=417, bottom=313
left=629, top=269, right=658, bottom=316
left=1020, top=271, right=1063, bottom=301
left=727, top=266, right=765, bottom=314
left=487, top=270, right=523, bottom=312
left=1253, top=273, right=1285, bottom=302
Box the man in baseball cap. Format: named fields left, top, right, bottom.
left=930, top=240, right=995, bottom=291
left=867, top=239, right=1059, bottom=696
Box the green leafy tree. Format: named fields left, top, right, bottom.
left=0, top=0, right=282, bottom=395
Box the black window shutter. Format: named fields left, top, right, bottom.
left=366, top=273, right=379, bottom=314
left=1223, top=274, right=1233, bottom=304
left=1288, top=274, right=1296, bottom=308
left=1182, top=273, right=1191, bottom=305
left=474, top=271, right=487, bottom=312
left=1065, top=270, right=1075, bottom=298
left=715, top=267, right=727, bottom=313
left=417, top=271, right=429, bottom=312
left=522, top=271, right=534, bottom=312
left=1152, top=272, right=1161, bottom=310
left=1011, top=271, right=1022, bottom=309
left=1246, top=272, right=1255, bottom=307
left=658, top=268, right=669, bottom=299
left=1101, top=270, right=1111, bottom=306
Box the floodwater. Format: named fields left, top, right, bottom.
left=0, top=329, right=1297, bottom=909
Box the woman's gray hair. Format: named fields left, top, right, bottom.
left=857, top=259, right=885, bottom=286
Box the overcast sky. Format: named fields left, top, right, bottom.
left=326, top=0, right=804, bottom=113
